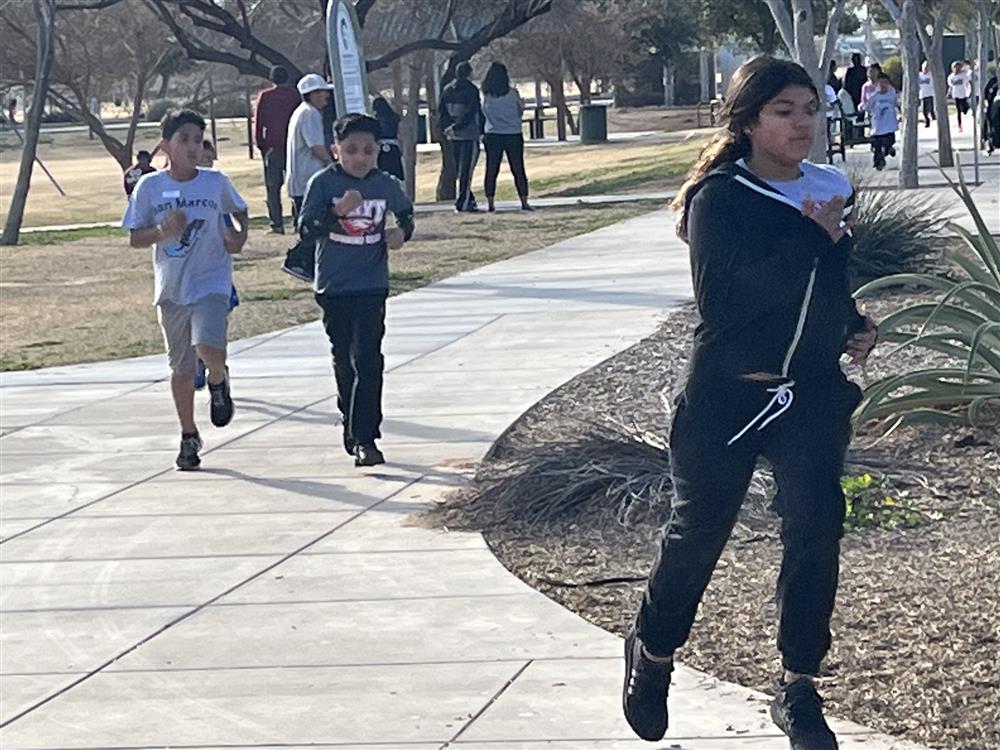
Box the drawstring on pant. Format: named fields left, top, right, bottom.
left=727, top=380, right=796, bottom=445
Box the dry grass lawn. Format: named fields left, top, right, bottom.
left=0, top=202, right=659, bottom=370
left=0, top=119, right=705, bottom=228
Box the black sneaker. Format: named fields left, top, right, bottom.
left=770, top=677, right=839, bottom=750
left=176, top=433, right=202, bottom=471
left=281, top=243, right=314, bottom=282
left=622, top=628, right=672, bottom=741
left=208, top=369, right=234, bottom=427
left=354, top=442, right=385, bottom=467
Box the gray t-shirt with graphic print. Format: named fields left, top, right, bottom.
left=122, top=168, right=247, bottom=306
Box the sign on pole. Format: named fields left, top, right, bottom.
left=327, top=0, right=370, bottom=116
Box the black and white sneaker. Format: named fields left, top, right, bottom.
left=622, top=628, right=673, bottom=741
left=208, top=368, right=234, bottom=427
left=770, top=677, right=839, bottom=750
left=176, top=433, right=202, bottom=471
left=354, top=442, right=385, bottom=467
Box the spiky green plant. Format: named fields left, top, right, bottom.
left=853, top=162, right=1000, bottom=429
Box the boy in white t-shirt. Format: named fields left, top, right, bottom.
left=122, top=110, right=249, bottom=470
left=866, top=73, right=900, bottom=170
left=948, top=60, right=972, bottom=132
left=918, top=61, right=935, bottom=127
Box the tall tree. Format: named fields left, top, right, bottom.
left=881, top=0, right=958, bottom=167
left=762, top=0, right=849, bottom=161
left=898, top=0, right=920, bottom=187
left=1, top=0, right=56, bottom=246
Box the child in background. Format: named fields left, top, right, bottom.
left=867, top=73, right=899, bottom=170
left=859, top=63, right=881, bottom=112
left=948, top=60, right=972, bottom=132
left=918, top=61, right=935, bottom=128
left=124, top=150, right=156, bottom=197
left=194, top=139, right=241, bottom=390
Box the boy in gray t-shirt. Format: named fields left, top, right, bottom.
left=122, top=109, right=248, bottom=470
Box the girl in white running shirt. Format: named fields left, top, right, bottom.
left=948, top=61, right=972, bottom=131
left=919, top=61, right=935, bottom=127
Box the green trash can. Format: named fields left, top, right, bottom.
left=579, top=104, right=608, bottom=144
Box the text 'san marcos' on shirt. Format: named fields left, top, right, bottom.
left=122, top=168, right=248, bottom=305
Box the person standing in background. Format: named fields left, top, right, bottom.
left=481, top=62, right=532, bottom=213
left=372, top=96, right=404, bottom=181
left=439, top=61, right=484, bottom=213
left=844, top=53, right=867, bottom=110
left=254, top=65, right=301, bottom=235
left=826, top=59, right=842, bottom=94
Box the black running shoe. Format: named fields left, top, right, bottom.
left=176, top=433, right=202, bottom=471
left=354, top=443, right=385, bottom=467
left=622, top=628, right=672, bottom=741
left=770, top=678, right=839, bottom=750
left=208, top=369, right=234, bottom=427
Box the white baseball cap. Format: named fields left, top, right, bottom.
left=297, top=73, right=334, bottom=96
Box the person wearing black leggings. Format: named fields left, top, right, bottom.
left=481, top=62, right=532, bottom=212
left=621, top=57, right=879, bottom=750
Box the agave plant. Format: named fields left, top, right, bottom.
left=853, top=162, right=1000, bottom=429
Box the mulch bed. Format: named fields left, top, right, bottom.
left=431, top=289, right=999, bottom=750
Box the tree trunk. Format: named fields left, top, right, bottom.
left=400, top=58, right=422, bottom=200
left=2, top=0, right=56, bottom=246
left=552, top=77, right=567, bottom=141
left=928, top=32, right=954, bottom=167
left=899, top=0, right=920, bottom=187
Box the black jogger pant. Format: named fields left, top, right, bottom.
left=452, top=139, right=479, bottom=211
left=316, top=293, right=387, bottom=445
left=263, top=149, right=286, bottom=231
left=872, top=132, right=895, bottom=169
left=483, top=133, right=529, bottom=199
left=635, top=374, right=862, bottom=676
left=921, top=96, right=935, bottom=126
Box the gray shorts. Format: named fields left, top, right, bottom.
left=157, top=294, right=230, bottom=376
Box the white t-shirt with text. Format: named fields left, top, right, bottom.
left=122, top=168, right=247, bottom=306
left=948, top=72, right=972, bottom=99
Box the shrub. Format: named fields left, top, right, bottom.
left=854, top=161, right=1000, bottom=430
left=881, top=55, right=903, bottom=91
left=849, top=184, right=950, bottom=284
left=841, top=473, right=941, bottom=532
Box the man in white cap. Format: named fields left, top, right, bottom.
left=282, top=73, right=336, bottom=281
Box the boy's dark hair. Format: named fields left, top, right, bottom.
left=270, top=65, right=289, bottom=85
left=161, top=109, right=205, bottom=140
left=334, top=112, right=380, bottom=142
left=137, top=150, right=152, bottom=161
left=868, top=63, right=882, bottom=72
left=851, top=52, right=862, bottom=66
left=878, top=72, right=891, bottom=82
left=456, top=61, right=472, bottom=80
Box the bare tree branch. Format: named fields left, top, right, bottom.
left=355, top=0, right=376, bottom=26
left=55, top=0, right=121, bottom=9
left=821, top=0, right=849, bottom=69
left=762, top=0, right=795, bottom=53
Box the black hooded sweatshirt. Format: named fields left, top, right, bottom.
left=681, top=161, right=866, bottom=387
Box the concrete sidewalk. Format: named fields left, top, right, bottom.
left=0, top=210, right=929, bottom=748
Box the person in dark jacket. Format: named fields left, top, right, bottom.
left=826, top=58, right=842, bottom=94
left=298, top=114, right=414, bottom=468
left=373, top=96, right=404, bottom=181
left=439, top=61, right=483, bottom=212
left=844, top=52, right=867, bottom=109
left=622, top=56, right=878, bottom=750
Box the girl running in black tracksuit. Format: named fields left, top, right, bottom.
left=622, top=57, right=878, bottom=750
